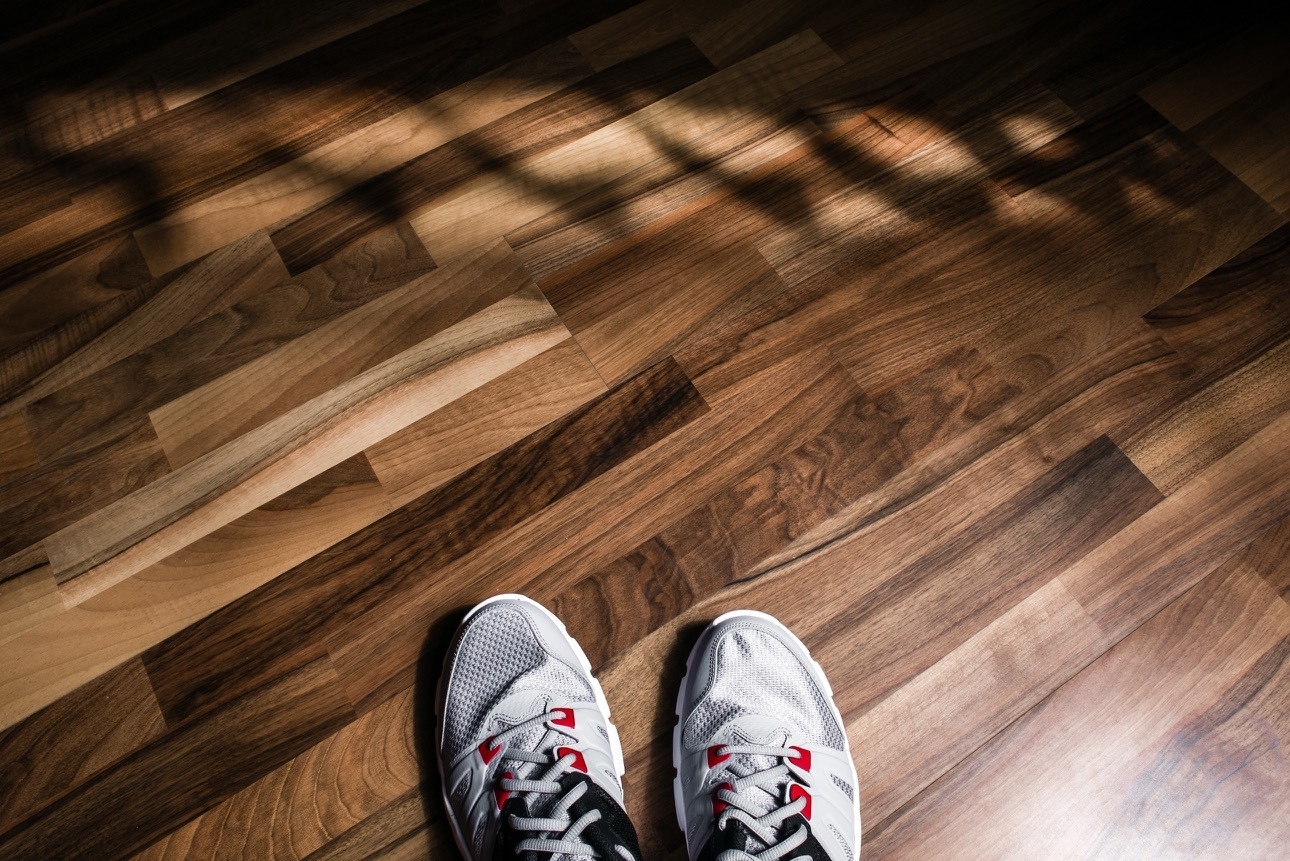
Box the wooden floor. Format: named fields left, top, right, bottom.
left=1, top=0, right=1288, bottom=857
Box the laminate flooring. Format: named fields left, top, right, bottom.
left=1, top=0, right=1288, bottom=858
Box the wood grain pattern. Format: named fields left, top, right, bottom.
left=0, top=657, right=167, bottom=833
left=0, top=455, right=387, bottom=733
left=47, top=268, right=567, bottom=598
left=266, top=38, right=716, bottom=276
left=1064, top=410, right=1290, bottom=643
left=143, top=356, right=706, bottom=726
left=139, top=39, right=596, bottom=276
left=1144, top=220, right=1290, bottom=381
left=854, top=577, right=1104, bottom=828
left=366, top=337, right=607, bottom=506
left=148, top=239, right=525, bottom=469
left=864, top=553, right=1290, bottom=860
left=0, top=656, right=356, bottom=860
left=8, top=230, right=290, bottom=414
left=24, top=222, right=436, bottom=464
left=1121, top=338, right=1290, bottom=493
left=408, top=32, right=843, bottom=262
left=134, top=687, right=418, bottom=861
left=1187, top=70, right=1290, bottom=213
left=2, top=1, right=1288, bottom=856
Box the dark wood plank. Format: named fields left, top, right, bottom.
left=0, top=658, right=166, bottom=834
left=141, top=356, right=706, bottom=725
left=269, top=38, right=716, bottom=274
left=0, top=656, right=355, bottom=860
left=1144, top=220, right=1290, bottom=382
left=1244, top=514, right=1290, bottom=600
left=0, top=417, right=169, bottom=564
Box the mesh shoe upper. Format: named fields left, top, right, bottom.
left=437, top=596, right=639, bottom=861
left=675, top=612, right=860, bottom=861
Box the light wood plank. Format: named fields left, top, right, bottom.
left=46, top=275, right=567, bottom=600
left=1121, top=337, right=1290, bottom=493
left=134, top=688, right=418, bottom=861
left=0, top=563, right=61, bottom=647
left=865, top=559, right=1290, bottom=860
left=854, top=577, right=1104, bottom=827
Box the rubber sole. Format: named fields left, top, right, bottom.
left=671, top=609, right=862, bottom=860
left=434, top=593, right=627, bottom=860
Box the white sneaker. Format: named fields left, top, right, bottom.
left=437, top=594, right=641, bottom=860
left=674, top=610, right=861, bottom=861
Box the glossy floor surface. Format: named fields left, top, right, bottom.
left=1, top=0, right=1288, bottom=858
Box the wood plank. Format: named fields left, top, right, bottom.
left=568, top=0, right=744, bottom=70
left=142, top=356, right=706, bottom=726
left=0, top=454, right=387, bottom=733
left=265, top=38, right=715, bottom=276
left=0, top=658, right=166, bottom=834
left=365, top=337, right=607, bottom=506
left=1187, top=71, right=1290, bottom=214
left=510, top=109, right=819, bottom=282
left=140, top=38, right=593, bottom=275
left=0, top=417, right=170, bottom=567
left=0, top=235, right=154, bottom=402
left=1143, top=220, right=1290, bottom=381
left=0, top=563, right=61, bottom=647
left=864, top=555, right=1290, bottom=859
left=134, top=688, right=418, bottom=861
left=24, top=222, right=437, bottom=464
left=1243, top=515, right=1290, bottom=599
left=408, top=32, right=843, bottom=262
left=0, top=411, right=37, bottom=484
left=604, top=435, right=1162, bottom=856
left=1140, top=24, right=1290, bottom=132
left=0, top=656, right=356, bottom=860
left=138, top=0, right=430, bottom=110
left=689, top=0, right=827, bottom=68
left=1063, top=410, right=1290, bottom=644
left=45, top=269, right=567, bottom=599
left=549, top=240, right=788, bottom=384
left=300, top=790, right=445, bottom=861
left=1121, top=338, right=1290, bottom=493
left=5, top=231, right=289, bottom=415
left=148, top=239, right=527, bottom=469
left=853, top=577, right=1104, bottom=828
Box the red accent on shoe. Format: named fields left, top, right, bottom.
left=712, top=781, right=733, bottom=816
left=789, top=783, right=812, bottom=820
left=707, top=745, right=730, bottom=768
left=479, top=736, right=503, bottom=765
left=495, top=771, right=515, bottom=809
left=551, top=707, right=576, bottom=728
left=788, top=746, right=811, bottom=772
left=556, top=746, right=587, bottom=772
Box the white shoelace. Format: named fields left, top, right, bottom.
left=486, top=709, right=635, bottom=861
left=711, top=743, right=811, bottom=861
